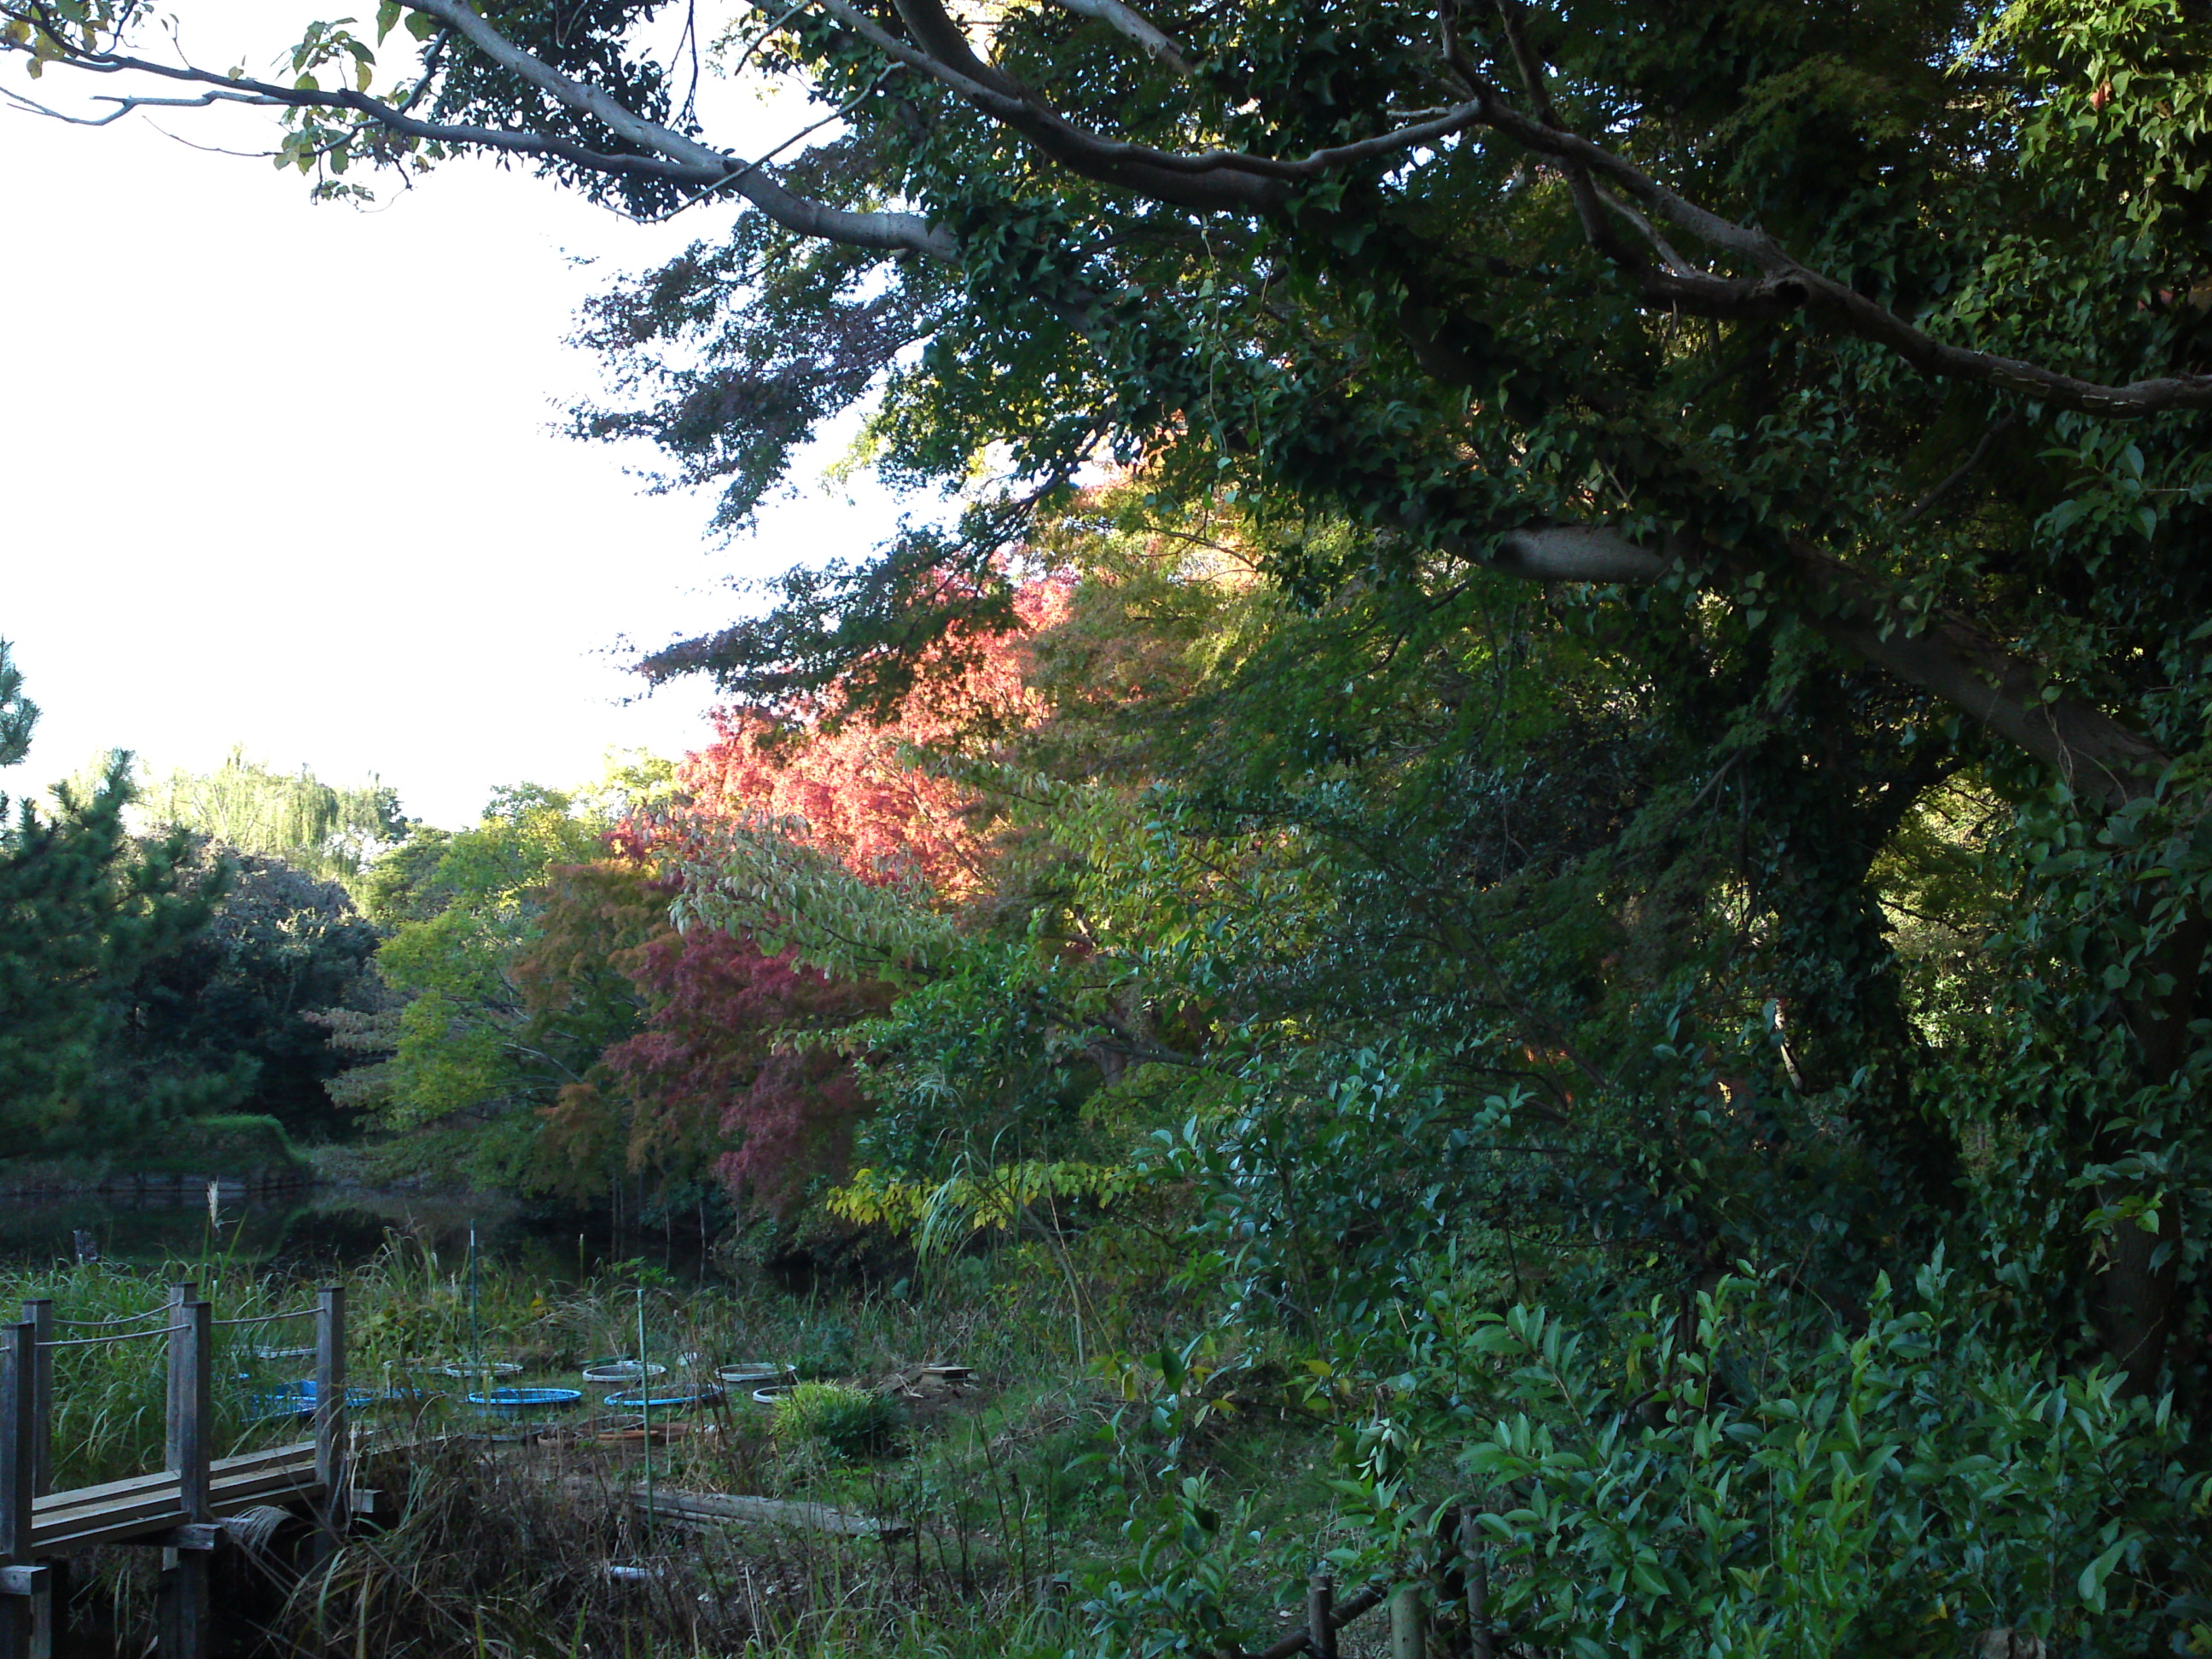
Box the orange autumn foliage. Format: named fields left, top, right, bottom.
left=672, top=579, right=1069, bottom=896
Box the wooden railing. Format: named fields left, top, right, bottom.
left=1227, top=1511, right=1495, bottom=1659
left=0, top=1284, right=348, bottom=1659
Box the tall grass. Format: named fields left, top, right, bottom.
left=0, top=1226, right=1379, bottom=1658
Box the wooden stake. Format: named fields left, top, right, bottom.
left=1458, top=1511, right=1491, bottom=1659
left=175, top=1303, right=210, bottom=1524
left=1307, top=1571, right=1337, bottom=1659
left=314, top=1286, right=346, bottom=1563
left=163, top=1284, right=194, bottom=1478
left=0, top=1323, right=34, bottom=1659
left=158, top=1303, right=212, bottom=1659
left=1389, top=1583, right=1423, bottom=1659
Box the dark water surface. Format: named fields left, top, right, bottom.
left=0, top=1185, right=707, bottom=1279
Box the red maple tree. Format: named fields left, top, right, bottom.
left=535, top=585, right=1066, bottom=1208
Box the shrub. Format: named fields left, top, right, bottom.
left=771, top=1381, right=902, bottom=1459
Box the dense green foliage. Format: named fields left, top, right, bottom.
left=123, top=843, right=382, bottom=1140
left=0, top=646, right=227, bottom=1154
left=0, top=657, right=397, bottom=1152
left=21, top=0, right=2212, bottom=1646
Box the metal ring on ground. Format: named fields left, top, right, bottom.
left=603, top=1384, right=725, bottom=1411
left=582, top=1360, right=668, bottom=1386
left=716, top=1363, right=792, bottom=1386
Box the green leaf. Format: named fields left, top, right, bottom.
left=2078, top=1537, right=2128, bottom=1609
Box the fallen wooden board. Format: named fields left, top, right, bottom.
left=567, top=1480, right=908, bottom=1540
left=637, top=1490, right=911, bottom=1540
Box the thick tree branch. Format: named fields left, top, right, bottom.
left=401, top=0, right=958, bottom=256
left=1042, top=0, right=1190, bottom=76
left=1780, top=538, right=2168, bottom=806
left=1475, top=524, right=2168, bottom=807
left=815, top=0, right=1479, bottom=212
left=0, top=2, right=958, bottom=260
left=1432, top=56, right=2212, bottom=415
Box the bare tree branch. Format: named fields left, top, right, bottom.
left=0, top=81, right=266, bottom=125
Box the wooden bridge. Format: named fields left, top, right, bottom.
left=0, top=1284, right=351, bottom=1659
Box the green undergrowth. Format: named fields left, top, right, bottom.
left=0, top=1229, right=1406, bottom=1658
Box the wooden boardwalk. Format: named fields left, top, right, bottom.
left=26, top=1441, right=322, bottom=1555
left=0, top=1284, right=349, bottom=1658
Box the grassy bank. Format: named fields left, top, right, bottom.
left=3, top=1233, right=1398, bottom=1659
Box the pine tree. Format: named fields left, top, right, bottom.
left=0, top=643, right=226, bottom=1155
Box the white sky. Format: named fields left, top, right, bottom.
left=0, top=13, right=903, bottom=828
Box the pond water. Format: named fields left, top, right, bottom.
left=0, top=1183, right=712, bottom=1280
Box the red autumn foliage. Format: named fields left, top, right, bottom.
left=673, top=579, right=1069, bottom=894
left=597, top=923, right=889, bottom=1204
left=536, top=585, right=1066, bottom=1208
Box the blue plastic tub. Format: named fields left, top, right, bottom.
left=247, top=1379, right=375, bottom=1423
left=468, top=1386, right=584, bottom=1415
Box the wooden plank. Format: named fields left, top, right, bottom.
left=32, top=1476, right=319, bottom=1553
left=29, top=1449, right=320, bottom=1553
left=31, top=1445, right=311, bottom=1521
left=589, top=1484, right=909, bottom=1540
left=33, top=1507, right=188, bottom=1553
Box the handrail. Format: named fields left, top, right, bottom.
left=38, top=1324, right=187, bottom=1350
left=49, top=1309, right=168, bottom=1329
left=211, top=1307, right=318, bottom=1327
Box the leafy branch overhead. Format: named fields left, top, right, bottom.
left=9, top=0, right=2206, bottom=795
left=6, top=0, right=2206, bottom=406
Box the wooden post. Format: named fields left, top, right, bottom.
left=174, top=1301, right=210, bottom=1524
left=1458, top=1511, right=1491, bottom=1659
left=16, top=1307, right=47, bottom=1502
left=1307, top=1571, right=1337, bottom=1659
left=15, top=1304, right=52, bottom=1659
left=1388, top=1584, right=1423, bottom=1659
left=0, top=1323, right=37, bottom=1659
left=313, top=1286, right=346, bottom=1558
left=158, top=1301, right=212, bottom=1659
left=163, top=1283, right=194, bottom=1478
